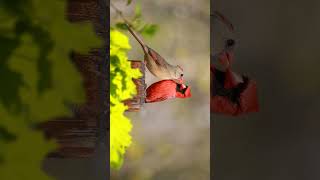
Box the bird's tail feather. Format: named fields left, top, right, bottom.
left=212, top=11, right=235, bottom=32
left=125, top=24, right=149, bottom=55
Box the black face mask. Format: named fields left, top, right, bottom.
left=214, top=69, right=226, bottom=86
left=176, top=84, right=188, bottom=94
left=212, top=69, right=250, bottom=105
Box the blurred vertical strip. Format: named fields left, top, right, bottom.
left=96, top=0, right=109, bottom=179
left=210, top=0, right=215, bottom=179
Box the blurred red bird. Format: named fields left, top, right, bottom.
left=211, top=11, right=259, bottom=116
left=211, top=39, right=259, bottom=116
left=146, top=80, right=191, bottom=103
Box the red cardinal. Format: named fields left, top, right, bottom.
left=211, top=39, right=259, bottom=116
left=146, top=80, right=191, bottom=103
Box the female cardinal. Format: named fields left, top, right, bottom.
left=146, top=80, right=191, bottom=103
left=211, top=11, right=259, bottom=116
left=126, top=24, right=184, bottom=84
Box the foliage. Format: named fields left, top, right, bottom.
left=114, top=2, right=159, bottom=37
left=127, top=0, right=133, bottom=5
left=110, top=29, right=141, bottom=169
left=0, top=0, right=101, bottom=179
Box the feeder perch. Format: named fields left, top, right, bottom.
left=124, top=60, right=146, bottom=112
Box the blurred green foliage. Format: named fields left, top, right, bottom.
left=110, top=29, right=141, bottom=170
left=0, top=0, right=101, bottom=179
left=114, top=2, right=159, bottom=38
left=127, top=0, right=133, bottom=5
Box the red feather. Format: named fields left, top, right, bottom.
left=211, top=63, right=259, bottom=116
left=146, top=80, right=191, bottom=103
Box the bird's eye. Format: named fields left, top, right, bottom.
left=226, top=39, right=235, bottom=47
left=180, top=74, right=183, bottom=77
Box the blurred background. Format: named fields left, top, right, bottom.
left=111, top=0, right=210, bottom=179
left=212, top=0, right=320, bottom=179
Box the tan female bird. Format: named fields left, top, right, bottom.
left=126, top=24, right=184, bottom=84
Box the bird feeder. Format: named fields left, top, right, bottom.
left=124, top=60, right=146, bottom=112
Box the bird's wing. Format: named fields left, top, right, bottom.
left=147, top=47, right=170, bottom=67
left=147, top=95, right=173, bottom=103
left=155, top=96, right=170, bottom=102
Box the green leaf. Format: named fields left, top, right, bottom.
left=127, top=0, right=133, bottom=5
left=0, top=117, right=56, bottom=180
left=140, top=24, right=159, bottom=37
left=115, top=22, right=128, bottom=31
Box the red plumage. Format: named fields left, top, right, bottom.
left=211, top=51, right=259, bottom=116
left=146, top=80, right=191, bottom=103
left=211, top=11, right=258, bottom=115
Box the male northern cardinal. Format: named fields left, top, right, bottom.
left=211, top=39, right=259, bottom=116
left=126, top=24, right=184, bottom=84
left=146, top=80, right=191, bottom=103
left=211, top=12, right=259, bottom=116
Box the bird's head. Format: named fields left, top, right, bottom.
left=173, top=65, right=184, bottom=84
